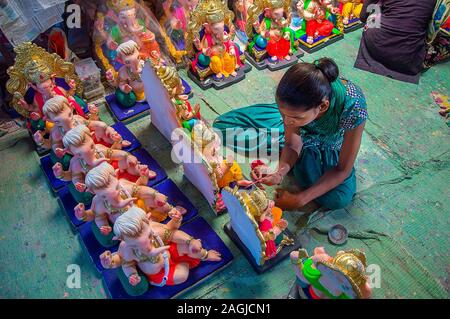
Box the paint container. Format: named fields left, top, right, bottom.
left=328, top=224, right=348, bottom=245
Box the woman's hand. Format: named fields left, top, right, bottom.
left=260, top=172, right=284, bottom=186
left=274, top=188, right=308, bottom=210
left=277, top=218, right=288, bottom=230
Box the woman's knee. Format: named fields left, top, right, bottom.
left=316, top=175, right=356, bottom=210
left=316, top=188, right=355, bottom=210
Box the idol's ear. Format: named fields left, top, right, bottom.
left=114, top=168, right=120, bottom=179
left=263, top=7, right=271, bottom=17
left=202, top=22, right=209, bottom=29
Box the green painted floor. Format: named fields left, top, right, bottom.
left=0, top=31, right=449, bottom=299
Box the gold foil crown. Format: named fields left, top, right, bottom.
left=157, top=65, right=182, bottom=93
left=24, top=60, right=51, bottom=85
left=242, top=188, right=269, bottom=220
left=333, top=249, right=368, bottom=287
left=205, top=2, right=225, bottom=24
left=107, top=0, right=135, bottom=13
left=265, top=0, right=284, bottom=9
left=192, top=123, right=217, bottom=149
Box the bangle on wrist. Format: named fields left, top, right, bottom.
left=186, top=236, right=194, bottom=246
left=200, top=249, right=208, bottom=261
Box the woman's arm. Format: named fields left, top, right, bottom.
left=257, top=125, right=303, bottom=186
left=279, top=125, right=303, bottom=176
left=297, top=123, right=365, bottom=206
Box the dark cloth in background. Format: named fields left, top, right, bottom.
left=355, top=0, right=437, bottom=84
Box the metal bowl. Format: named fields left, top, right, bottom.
left=328, top=224, right=348, bottom=245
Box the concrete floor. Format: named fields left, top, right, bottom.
left=0, top=31, right=448, bottom=299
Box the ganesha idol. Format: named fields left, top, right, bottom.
left=245, top=0, right=300, bottom=70
left=54, top=124, right=156, bottom=205
left=157, top=64, right=201, bottom=131
left=296, top=0, right=343, bottom=51
left=186, top=0, right=251, bottom=90
left=159, top=0, right=199, bottom=56
left=191, top=121, right=254, bottom=211
left=74, top=162, right=186, bottom=247
left=290, top=247, right=372, bottom=299
left=100, top=206, right=222, bottom=295
left=221, top=186, right=299, bottom=272
left=106, top=40, right=148, bottom=109
left=228, top=0, right=254, bottom=44
left=338, top=0, right=363, bottom=30
left=6, top=42, right=98, bottom=151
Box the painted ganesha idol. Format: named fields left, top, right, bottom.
left=245, top=0, right=302, bottom=71
left=186, top=0, right=251, bottom=90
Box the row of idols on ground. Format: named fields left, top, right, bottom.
left=3, top=7, right=371, bottom=299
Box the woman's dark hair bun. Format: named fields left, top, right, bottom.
left=276, top=57, right=340, bottom=110
left=316, top=57, right=339, bottom=83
